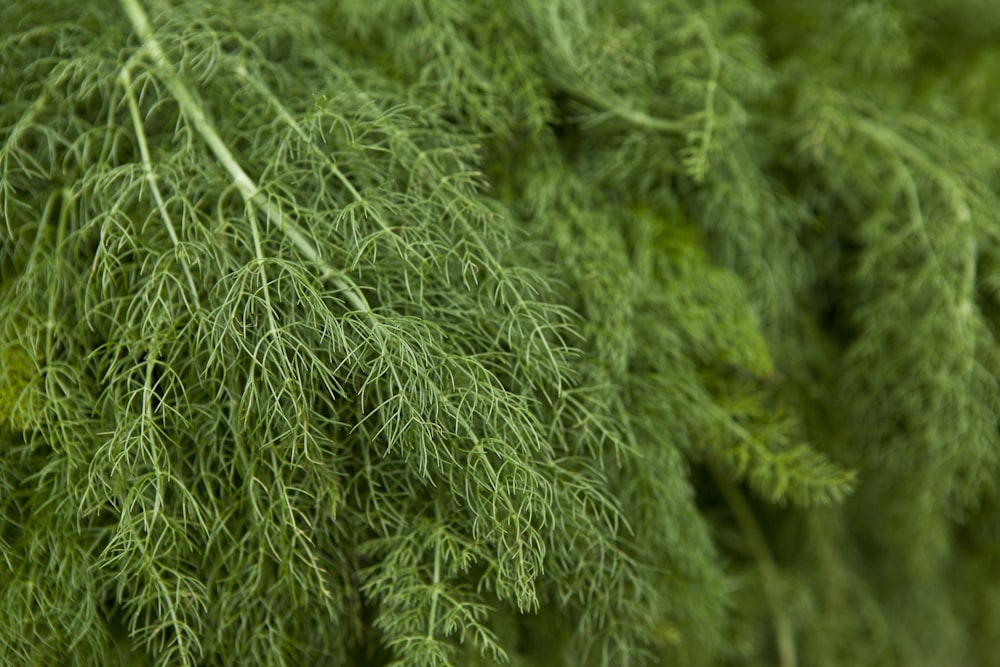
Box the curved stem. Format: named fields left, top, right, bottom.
left=119, top=0, right=371, bottom=314
left=118, top=64, right=201, bottom=306
left=708, top=459, right=796, bottom=667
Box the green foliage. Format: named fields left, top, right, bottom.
left=2, top=1, right=999, bottom=666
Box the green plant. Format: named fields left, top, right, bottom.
left=2, top=1, right=999, bottom=666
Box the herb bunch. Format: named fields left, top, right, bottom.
left=3, top=1, right=1000, bottom=666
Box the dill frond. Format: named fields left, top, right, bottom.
left=3, top=1, right=1000, bottom=666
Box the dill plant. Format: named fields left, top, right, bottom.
left=2, top=1, right=1000, bottom=666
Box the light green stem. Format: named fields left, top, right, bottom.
left=119, top=64, right=201, bottom=304
left=118, top=0, right=371, bottom=315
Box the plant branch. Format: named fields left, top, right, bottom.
left=708, top=458, right=796, bottom=667
left=118, top=0, right=371, bottom=315
left=118, top=63, right=201, bottom=306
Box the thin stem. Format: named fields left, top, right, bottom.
left=235, top=64, right=368, bottom=208
left=708, top=459, right=796, bottom=667
left=852, top=116, right=978, bottom=351
left=684, top=17, right=721, bottom=182
left=543, top=3, right=684, bottom=133
left=427, top=522, right=442, bottom=642
left=118, top=63, right=201, bottom=306
left=1, top=91, right=49, bottom=237
left=131, top=532, right=196, bottom=666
